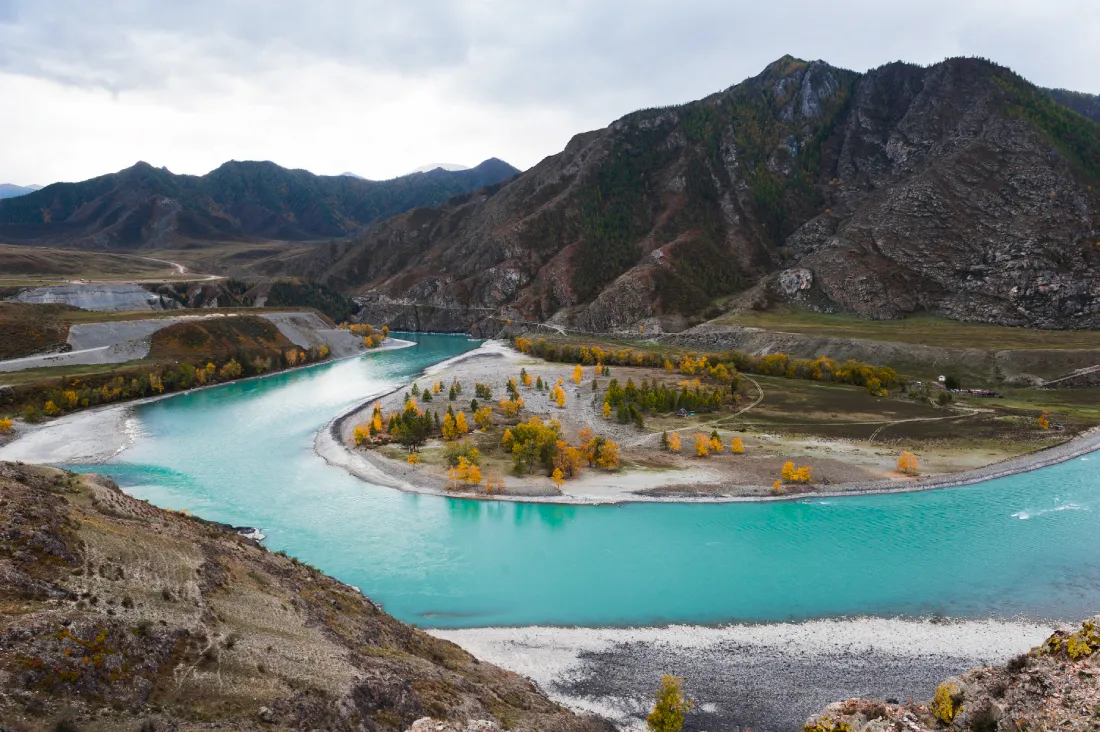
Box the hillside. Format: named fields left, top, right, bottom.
left=0, top=462, right=613, bottom=731
left=805, top=617, right=1099, bottom=731
left=0, top=158, right=518, bottom=250
left=268, top=56, right=1100, bottom=332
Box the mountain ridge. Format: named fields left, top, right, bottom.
left=0, top=183, right=40, bottom=199
left=267, top=55, right=1100, bottom=330
left=0, top=158, right=519, bottom=249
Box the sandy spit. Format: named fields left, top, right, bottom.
left=0, top=338, right=416, bottom=465
left=432, top=618, right=1058, bottom=732
left=321, top=341, right=1100, bottom=506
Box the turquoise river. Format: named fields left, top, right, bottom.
left=65, top=334, right=1100, bottom=629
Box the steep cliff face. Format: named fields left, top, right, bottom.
left=0, top=463, right=613, bottom=732
left=280, top=56, right=1100, bottom=331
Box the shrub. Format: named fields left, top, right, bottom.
left=931, top=682, right=961, bottom=724
left=781, top=461, right=812, bottom=483
left=444, top=442, right=481, bottom=467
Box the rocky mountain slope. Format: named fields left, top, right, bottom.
left=0, top=462, right=612, bottom=731
left=805, top=617, right=1099, bottom=732
left=269, top=56, right=1100, bottom=332
left=0, top=159, right=518, bottom=250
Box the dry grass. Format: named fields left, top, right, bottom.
left=716, top=308, right=1100, bottom=351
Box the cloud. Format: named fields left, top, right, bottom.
left=0, top=0, right=1097, bottom=185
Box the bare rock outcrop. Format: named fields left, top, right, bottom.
left=805, top=618, right=1100, bottom=732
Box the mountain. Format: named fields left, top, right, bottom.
left=0, top=183, right=39, bottom=199
left=271, top=56, right=1100, bottom=331
left=0, top=158, right=519, bottom=249
left=1045, top=87, right=1100, bottom=124
left=410, top=163, right=470, bottom=173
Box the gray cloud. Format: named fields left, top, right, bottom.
left=3, top=1, right=1098, bottom=101
left=0, top=0, right=1096, bottom=184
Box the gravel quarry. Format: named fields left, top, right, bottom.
left=8, top=283, right=176, bottom=311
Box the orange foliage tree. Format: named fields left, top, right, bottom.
left=694, top=434, right=709, bottom=457
left=897, top=451, right=920, bottom=475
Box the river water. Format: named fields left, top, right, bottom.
left=62, top=334, right=1100, bottom=629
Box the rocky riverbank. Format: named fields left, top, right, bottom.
left=804, top=618, right=1100, bottom=732
left=433, top=618, right=1061, bottom=732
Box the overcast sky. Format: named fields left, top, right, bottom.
left=0, top=0, right=1097, bottom=185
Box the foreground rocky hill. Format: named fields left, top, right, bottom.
left=805, top=618, right=1099, bottom=732
left=0, top=462, right=612, bottom=731
left=271, top=56, right=1100, bottom=332
left=0, top=158, right=518, bottom=249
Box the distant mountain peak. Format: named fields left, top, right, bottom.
left=409, top=163, right=469, bottom=174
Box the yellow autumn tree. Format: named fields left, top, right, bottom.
left=694, top=434, right=709, bottom=457
left=571, top=365, right=583, bottom=384
left=781, top=461, right=812, bottom=483
left=667, top=432, right=681, bottom=452
left=596, top=440, right=621, bottom=470
left=371, top=412, right=383, bottom=434
left=442, top=413, right=458, bottom=440
left=730, top=437, right=745, bottom=454
left=455, top=412, right=469, bottom=435
left=407, top=452, right=421, bottom=465
left=1037, top=412, right=1050, bottom=430
left=602, top=402, right=612, bottom=419
left=646, top=675, right=694, bottom=732
left=474, top=406, right=493, bottom=429
left=709, top=436, right=724, bottom=453
left=499, top=397, right=524, bottom=417
left=447, top=457, right=481, bottom=488
left=0, top=417, right=13, bottom=433
left=897, top=451, right=920, bottom=475
left=354, top=424, right=371, bottom=445
left=551, top=468, right=565, bottom=488
left=552, top=385, right=566, bottom=408
left=219, top=359, right=242, bottom=380
left=44, top=400, right=61, bottom=416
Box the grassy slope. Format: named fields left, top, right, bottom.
left=0, top=243, right=182, bottom=285
left=715, top=309, right=1100, bottom=351
left=147, top=317, right=294, bottom=361
left=0, top=462, right=611, bottom=731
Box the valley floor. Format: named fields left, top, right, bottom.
left=326, top=341, right=1100, bottom=505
